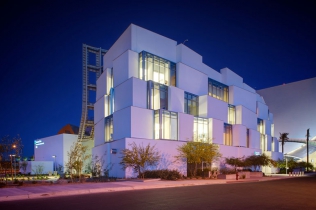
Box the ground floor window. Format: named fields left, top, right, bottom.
left=224, top=123, right=232, bottom=146
left=105, top=115, right=113, bottom=142
left=260, top=134, right=266, bottom=151
left=193, top=117, right=209, bottom=143
left=154, top=109, right=178, bottom=140
left=246, top=128, right=250, bottom=148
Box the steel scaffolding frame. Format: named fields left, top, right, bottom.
left=78, top=44, right=107, bottom=142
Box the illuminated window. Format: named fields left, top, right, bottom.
left=184, top=92, right=198, bottom=116
left=105, top=115, right=113, bottom=142
left=246, top=128, right=250, bottom=148
left=107, top=68, right=113, bottom=94
left=108, top=88, right=115, bottom=115
left=224, top=123, right=232, bottom=146
left=228, top=104, right=236, bottom=124
left=208, top=78, right=228, bottom=102
left=154, top=110, right=178, bottom=140
left=257, top=118, right=264, bottom=134
left=147, top=81, right=168, bottom=110
left=194, top=117, right=209, bottom=143
left=260, top=134, right=266, bottom=151
left=139, top=51, right=176, bottom=86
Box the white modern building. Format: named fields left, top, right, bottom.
left=258, top=77, right=316, bottom=167
left=93, top=24, right=283, bottom=178
left=34, top=134, right=78, bottom=172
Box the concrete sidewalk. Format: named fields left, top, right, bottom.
left=0, top=175, right=303, bottom=202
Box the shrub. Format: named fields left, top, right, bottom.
left=142, top=170, right=182, bottom=180
left=219, top=168, right=236, bottom=175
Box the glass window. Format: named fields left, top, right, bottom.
left=105, top=115, right=113, bottom=142
left=184, top=92, right=198, bottom=116
left=271, top=137, right=274, bottom=152
left=109, top=88, right=115, bottom=115
left=246, top=128, right=250, bottom=148
left=257, top=118, right=264, bottom=134
left=260, top=134, right=266, bottom=151
left=154, top=109, right=178, bottom=140
left=193, top=117, right=209, bottom=143
left=139, top=51, right=176, bottom=86
left=224, top=123, right=232, bottom=146
left=228, top=104, right=235, bottom=124
left=208, top=78, right=228, bottom=102
left=148, top=81, right=168, bottom=110
left=107, top=68, right=113, bottom=94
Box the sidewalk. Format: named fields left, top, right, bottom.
left=0, top=175, right=305, bottom=202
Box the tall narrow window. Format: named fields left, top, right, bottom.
left=139, top=51, right=176, bottom=86
left=147, top=81, right=168, bottom=110
left=228, top=104, right=236, bottom=124
left=107, top=68, right=113, bottom=94
left=105, top=115, right=113, bottom=142
left=246, top=128, right=250, bottom=148
left=154, top=110, right=178, bottom=140
left=208, top=78, right=228, bottom=102
left=271, top=124, right=274, bottom=137
left=224, top=123, right=233, bottom=146
left=184, top=92, right=198, bottom=116
left=193, top=117, right=209, bottom=143
left=257, top=119, right=264, bottom=134
left=109, top=88, right=115, bottom=114
left=271, top=137, right=275, bottom=152
left=260, top=134, right=266, bottom=151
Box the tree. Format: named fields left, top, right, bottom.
left=19, top=161, right=28, bottom=174
left=279, top=133, right=289, bottom=154
left=120, top=142, right=160, bottom=179
left=245, top=154, right=276, bottom=171
left=65, top=141, right=90, bottom=182
left=0, top=135, right=23, bottom=161
left=176, top=141, right=221, bottom=177
left=225, top=157, right=246, bottom=171
left=86, top=154, right=113, bottom=178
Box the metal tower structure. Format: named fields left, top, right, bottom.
left=78, top=44, right=107, bottom=142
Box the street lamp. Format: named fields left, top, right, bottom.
left=10, top=155, right=13, bottom=180
left=52, top=155, right=56, bottom=172
left=12, top=155, right=16, bottom=179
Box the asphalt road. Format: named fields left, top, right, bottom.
left=1, top=176, right=316, bottom=210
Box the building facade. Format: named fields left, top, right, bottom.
left=93, top=24, right=282, bottom=178
left=258, top=77, right=316, bottom=167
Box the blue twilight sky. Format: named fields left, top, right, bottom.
left=0, top=0, right=315, bottom=158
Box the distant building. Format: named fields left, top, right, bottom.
left=57, top=124, right=79, bottom=135
left=34, top=134, right=77, bottom=173
left=258, top=77, right=316, bottom=167
left=92, top=24, right=283, bottom=178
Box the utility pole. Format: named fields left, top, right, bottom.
left=306, top=129, right=310, bottom=171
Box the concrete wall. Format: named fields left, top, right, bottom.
left=177, top=63, right=208, bottom=96
left=34, top=134, right=77, bottom=172
left=258, top=77, right=316, bottom=153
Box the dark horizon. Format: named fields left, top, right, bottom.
left=1, top=0, right=315, bottom=157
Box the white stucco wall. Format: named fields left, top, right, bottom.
left=34, top=134, right=77, bottom=172
left=177, top=62, right=208, bottom=96
left=258, top=77, right=316, bottom=153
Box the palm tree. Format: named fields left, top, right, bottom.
left=279, top=133, right=289, bottom=154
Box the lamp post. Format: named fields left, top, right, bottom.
left=285, top=156, right=288, bottom=175
left=52, top=155, right=56, bottom=172
left=12, top=155, right=16, bottom=179
left=10, top=155, right=13, bottom=181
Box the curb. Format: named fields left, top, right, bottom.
left=0, top=176, right=301, bottom=202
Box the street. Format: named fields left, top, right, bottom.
left=1, top=176, right=316, bottom=209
